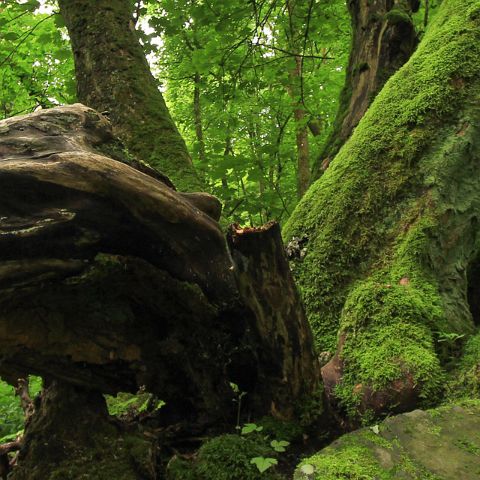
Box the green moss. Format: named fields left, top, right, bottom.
left=16, top=428, right=154, bottom=480
left=384, top=7, right=412, bottom=25
left=294, top=404, right=480, bottom=479
left=283, top=0, right=480, bottom=418
left=167, top=434, right=284, bottom=480
left=294, top=430, right=397, bottom=480
left=446, top=331, right=480, bottom=399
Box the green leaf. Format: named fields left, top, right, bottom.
left=17, top=0, right=40, bottom=12
left=37, top=33, right=51, bottom=45
left=270, top=439, right=290, bottom=452
left=241, top=423, right=263, bottom=435
left=250, top=457, right=277, bottom=473
left=54, top=14, right=66, bottom=29
left=3, top=32, right=20, bottom=41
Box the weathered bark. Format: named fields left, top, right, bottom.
left=311, top=0, right=419, bottom=177
left=285, top=0, right=480, bottom=419
left=227, top=223, right=321, bottom=419
left=10, top=381, right=157, bottom=480
left=0, top=104, right=319, bottom=433
left=58, top=0, right=202, bottom=192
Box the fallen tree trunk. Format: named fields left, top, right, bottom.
left=0, top=104, right=320, bottom=434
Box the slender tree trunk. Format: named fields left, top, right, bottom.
left=311, top=0, right=419, bottom=178
left=248, top=121, right=268, bottom=223
left=193, top=73, right=207, bottom=169
left=292, top=55, right=310, bottom=199
left=286, top=0, right=311, bottom=199
left=58, top=0, right=202, bottom=192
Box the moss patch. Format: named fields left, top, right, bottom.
left=167, top=434, right=284, bottom=480
left=447, top=330, right=480, bottom=399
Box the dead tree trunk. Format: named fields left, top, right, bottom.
left=0, top=104, right=320, bottom=476
left=311, top=0, right=419, bottom=177
left=58, top=0, right=202, bottom=192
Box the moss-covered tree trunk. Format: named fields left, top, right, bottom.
left=58, top=0, right=202, bottom=192
left=311, top=0, right=419, bottom=178
left=285, top=0, right=480, bottom=420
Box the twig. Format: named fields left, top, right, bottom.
left=0, top=13, right=55, bottom=69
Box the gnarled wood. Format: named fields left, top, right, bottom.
left=0, top=104, right=320, bottom=428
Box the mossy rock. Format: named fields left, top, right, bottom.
left=295, top=402, right=480, bottom=479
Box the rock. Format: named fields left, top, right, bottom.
left=295, top=401, right=480, bottom=479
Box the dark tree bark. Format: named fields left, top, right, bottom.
left=311, top=0, right=419, bottom=178
left=0, top=104, right=320, bottom=464
left=10, top=381, right=157, bottom=480
left=58, top=0, right=202, bottom=192
left=228, top=223, right=321, bottom=418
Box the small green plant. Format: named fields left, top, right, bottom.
left=230, top=382, right=247, bottom=431
left=106, top=388, right=165, bottom=418
left=241, top=423, right=263, bottom=435
left=240, top=421, right=290, bottom=475
left=270, top=439, right=289, bottom=452
left=250, top=456, right=278, bottom=473
left=436, top=331, right=465, bottom=343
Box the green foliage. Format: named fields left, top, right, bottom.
left=167, top=434, right=283, bottom=480
left=0, top=2, right=75, bottom=118
left=145, top=0, right=350, bottom=223
left=0, top=376, right=42, bottom=440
